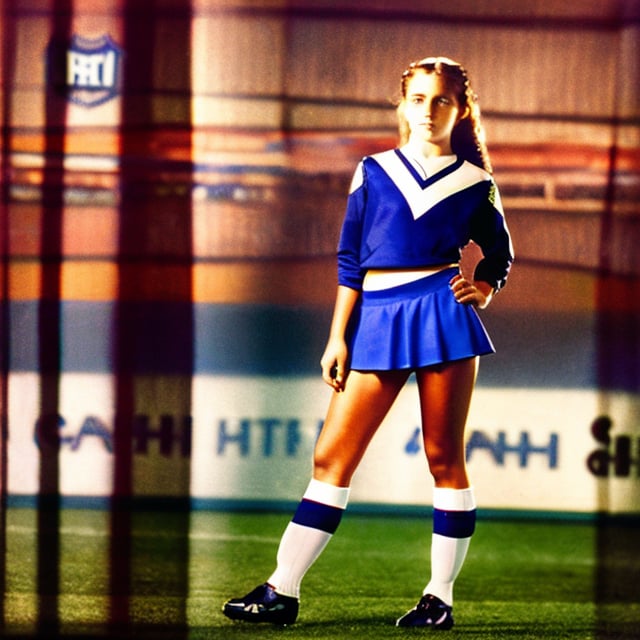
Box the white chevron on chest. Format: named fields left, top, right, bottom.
left=373, top=151, right=484, bottom=220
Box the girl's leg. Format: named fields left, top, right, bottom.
left=419, top=357, right=478, bottom=604
left=397, top=357, right=478, bottom=628
left=269, top=369, right=410, bottom=596
left=417, top=356, right=478, bottom=489
left=224, top=369, right=409, bottom=624
left=313, top=368, right=411, bottom=485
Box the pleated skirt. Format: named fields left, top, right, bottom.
left=348, top=267, right=495, bottom=371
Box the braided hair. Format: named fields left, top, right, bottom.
left=397, top=57, right=492, bottom=173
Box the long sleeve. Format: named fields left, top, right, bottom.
left=337, top=162, right=367, bottom=290
left=470, top=182, right=514, bottom=292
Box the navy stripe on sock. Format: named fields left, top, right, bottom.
left=433, top=508, right=476, bottom=538
left=291, top=498, right=344, bottom=534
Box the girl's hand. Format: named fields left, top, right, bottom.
left=450, top=274, right=494, bottom=309
left=320, top=338, right=349, bottom=392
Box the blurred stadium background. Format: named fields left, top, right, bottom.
left=1, top=0, right=639, bottom=636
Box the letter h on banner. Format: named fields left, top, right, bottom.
left=466, top=430, right=559, bottom=468
left=133, top=415, right=191, bottom=457
left=217, top=419, right=250, bottom=456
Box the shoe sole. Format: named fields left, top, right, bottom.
left=396, top=616, right=454, bottom=629
left=222, top=603, right=298, bottom=626
left=396, top=609, right=454, bottom=629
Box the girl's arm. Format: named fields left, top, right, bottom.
left=320, top=285, right=360, bottom=392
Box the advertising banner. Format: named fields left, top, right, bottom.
left=8, top=372, right=639, bottom=515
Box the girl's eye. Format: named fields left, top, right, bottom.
left=411, top=97, right=424, bottom=105
left=436, top=97, right=451, bottom=106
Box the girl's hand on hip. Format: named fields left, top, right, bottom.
left=450, top=274, right=493, bottom=309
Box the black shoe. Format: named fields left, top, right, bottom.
left=396, top=593, right=454, bottom=629
left=222, top=583, right=299, bottom=626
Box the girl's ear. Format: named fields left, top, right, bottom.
left=458, top=105, right=471, bottom=120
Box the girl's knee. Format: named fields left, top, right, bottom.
left=427, top=454, right=469, bottom=487
left=312, top=452, right=352, bottom=486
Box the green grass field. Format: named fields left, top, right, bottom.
left=2, top=508, right=638, bottom=638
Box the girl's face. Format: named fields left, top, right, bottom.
left=402, top=70, right=465, bottom=154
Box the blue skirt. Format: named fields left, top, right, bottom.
left=348, top=268, right=495, bottom=371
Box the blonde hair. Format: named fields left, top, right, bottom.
left=397, top=57, right=492, bottom=173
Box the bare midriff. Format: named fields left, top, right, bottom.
left=362, top=264, right=459, bottom=291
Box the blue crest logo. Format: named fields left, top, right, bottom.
left=66, top=34, right=123, bottom=107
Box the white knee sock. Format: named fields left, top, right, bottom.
left=423, top=487, right=476, bottom=606
left=268, top=479, right=350, bottom=598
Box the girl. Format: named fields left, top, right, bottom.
left=223, top=56, right=513, bottom=629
